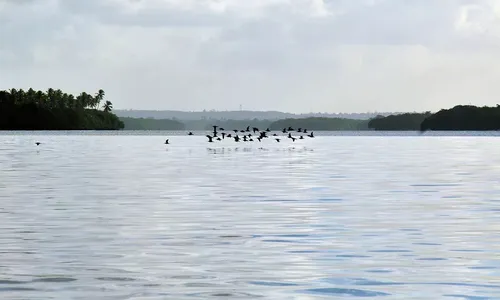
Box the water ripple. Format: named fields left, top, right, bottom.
left=0, top=132, right=499, bottom=298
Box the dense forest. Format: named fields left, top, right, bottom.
left=0, top=88, right=124, bottom=130
left=368, top=112, right=432, bottom=130
left=120, top=117, right=185, bottom=130
left=269, top=117, right=369, bottom=131
left=421, top=105, right=500, bottom=131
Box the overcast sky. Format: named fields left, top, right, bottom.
left=1, top=0, right=500, bottom=113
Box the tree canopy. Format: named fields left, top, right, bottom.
left=368, top=112, right=432, bottom=131
left=0, top=88, right=124, bottom=130
left=421, top=105, right=500, bottom=131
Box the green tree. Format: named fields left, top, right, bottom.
left=0, top=87, right=124, bottom=130
left=94, top=89, right=105, bottom=109
left=103, top=100, right=113, bottom=112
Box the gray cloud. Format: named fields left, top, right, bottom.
left=1, top=0, right=500, bottom=113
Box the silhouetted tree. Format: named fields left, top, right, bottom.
left=94, top=89, right=105, bottom=109
left=103, top=100, right=113, bottom=112
left=368, top=112, right=431, bottom=131
left=0, top=88, right=123, bottom=130
left=421, top=105, right=500, bottom=131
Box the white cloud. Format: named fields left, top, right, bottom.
left=1, top=0, right=500, bottom=113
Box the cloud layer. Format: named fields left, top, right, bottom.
left=1, top=0, right=500, bottom=113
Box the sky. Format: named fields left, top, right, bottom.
left=1, top=0, right=500, bottom=113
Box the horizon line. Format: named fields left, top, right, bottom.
left=113, top=108, right=415, bottom=114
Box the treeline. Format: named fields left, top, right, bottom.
left=270, top=117, right=369, bottom=131
left=120, top=117, right=185, bottom=130
left=200, top=119, right=273, bottom=131
left=121, top=118, right=274, bottom=130
left=0, top=88, right=124, bottom=130
left=421, top=105, right=500, bottom=131
left=118, top=104, right=500, bottom=131
left=368, top=112, right=431, bottom=130
left=120, top=117, right=369, bottom=131
left=368, top=105, right=500, bottom=131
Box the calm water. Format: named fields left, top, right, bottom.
left=1, top=131, right=500, bottom=299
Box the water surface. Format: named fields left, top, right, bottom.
left=0, top=131, right=499, bottom=299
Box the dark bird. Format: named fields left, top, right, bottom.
left=249, top=138, right=253, bottom=142
left=212, top=125, right=218, bottom=137
left=247, top=134, right=252, bottom=137
left=288, top=127, right=294, bottom=131
left=219, top=127, right=225, bottom=131
left=227, top=134, right=232, bottom=138
left=165, top=139, right=169, bottom=144
left=303, top=129, right=308, bottom=133
left=240, top=130, right=245, bottom=133
left=221, top=132, right=226, bottom=139
left=243, top=136, right=248, bottom=142
left=246, top=126, right=250, bottom=132
left=308, top=132, right=314, bottom=138
left=257, top=137, right=262, bottom=142
left=259, top=131, right=267, bottom=138
left=275, top=138, right=281, bottom=142
left=266, top=128, right=270, bottom=132
left=288, top=133, right=292, bottom=139
left=35, top=142, right=41, bottom=146
left=188, top=132, right=193, bottom=135
left=297, top=128, right=302, bottom=132
left=299, top=135, right=304, bottom=139
left=216, top=137, right=221, bottom=141
left=252, top=127, right=259, bottom=133
left=282, top=128, right=287, bottom=133
left=233, top=129, right=238, bottom=133
left=234, top=135, right=240, bottom=142
left=273, top=133, right=278, bottom=136
left=206, top=135, right=214, bottom=142
left=291, top=137, right=296, bottom=142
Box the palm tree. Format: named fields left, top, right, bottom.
left=77, top=92, right=93, bottom=109
left=94, top=89, right=105, bottom=109
left=103, top=100, right=113, bottom=112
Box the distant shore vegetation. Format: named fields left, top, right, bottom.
left=368, top=105, right=500, bottom=131
left=0, top=88, right=124, bottom=130
left=3, top=91, right=496, bottom=132
left=120, top=104, right=500, bottom=131
left=421, top=105, right=500, bottom=131
left=120, top=117, right=185, bottom=130
left=368, top=112, right=432, bottom=131
left=270, top=117, right=369, bottom=131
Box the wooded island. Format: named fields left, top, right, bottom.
left=0, top=88, right=124, bottom=130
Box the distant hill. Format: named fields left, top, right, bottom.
left=114, top=109, right=396, bottom=121
left=120, top=117, right=185, bottom=130
left=270, top=117, right=370, bottom=131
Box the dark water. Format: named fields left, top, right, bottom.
left=0, top=131, right=499, bottom=299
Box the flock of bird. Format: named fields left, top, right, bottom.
left=32, top=126, right=314, bottom=147
left=164, top=126, right=314, bottom=145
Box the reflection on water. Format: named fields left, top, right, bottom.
left=0, top=132, right=500, bottom=299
